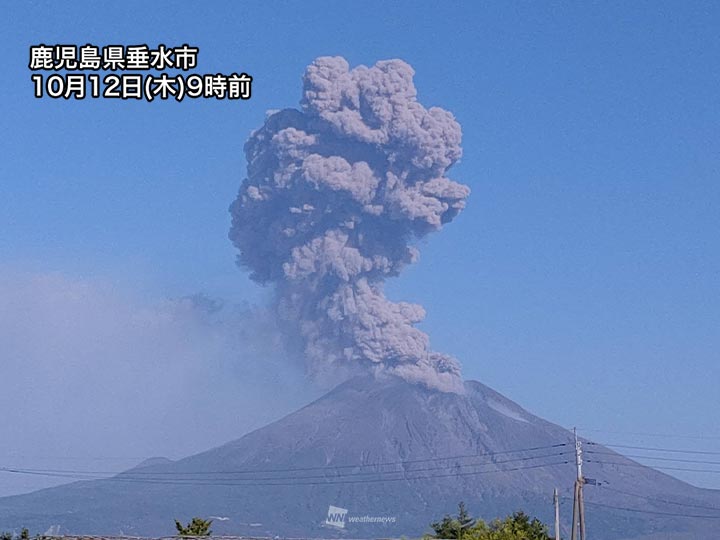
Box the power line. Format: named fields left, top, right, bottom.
left=0, top=454, right=149, bottom=461
left=577, top=428, right=720, bottom=441
left=1, top=450, right=572, bottom=482
left=1, top=442, right=568, bottom=476
left=586, top=458, right=720, bottom=475
left=0, top=459, right=571, bottom=488
left=587, top=450, right=720, bottom=466
left=1, top=455, right=572, bottom=485
left=587, top=442, right=720, bottom=456
left=578, top=499, right=720, bottom=520
left=596, top=485, right=720, bottom=512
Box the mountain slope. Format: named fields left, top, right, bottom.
left=1, top=376, right=718, bottom=539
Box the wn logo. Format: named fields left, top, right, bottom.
left=325, top=505, right=348, bottom=528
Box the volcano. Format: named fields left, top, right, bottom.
left=1, top=376, right=718, bottom=539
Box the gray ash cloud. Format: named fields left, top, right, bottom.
left=229, top=56, right=470, bottom=392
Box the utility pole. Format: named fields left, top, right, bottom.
left=570, top=427, right=586, bottom=540
left=554, top=487, right=560, bottom=540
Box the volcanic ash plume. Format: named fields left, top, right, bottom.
left=229, top=56, right=470, bottom=393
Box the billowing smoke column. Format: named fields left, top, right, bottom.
left=229, top=57, right=470, bottom=393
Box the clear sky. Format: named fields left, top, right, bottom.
left=1, top=1, right=719, bottom=494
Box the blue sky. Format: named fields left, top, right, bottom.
left=1, top=1, right=719, bottom=491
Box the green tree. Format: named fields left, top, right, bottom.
left=429, top=512, right=460, bottom=539
left=430, top=506, right=551, bottom=540
left=429, top=502, right=476, bottom=539
left=457, top=502, right=476, bottom=537
left=174, top=517, right=213, bottom=537
left=0, top=529, right=34, bottom=540
left=469, top=511, right=551, bottom=540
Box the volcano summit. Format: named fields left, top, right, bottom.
left=1, top=376, right=718, bottom=539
